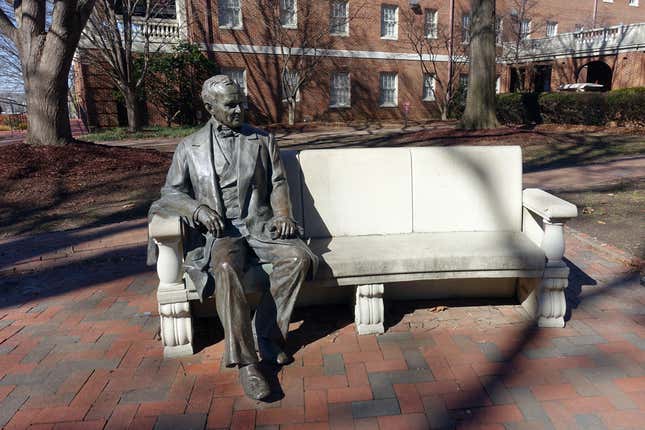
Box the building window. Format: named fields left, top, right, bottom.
left=220, top=67, right=247, bottom=106
left=379, top=72, right=398, bottom=107
left=459, top=73, right=469, bottom=90
left=495, top=75, right=501, bottom=94
left=424, top=9, right=438, bottom=39
left=495, top=17, right=503, bottom=44
left=282, top=70, right=300, bottom=102
left=330, top=72, right=351, bottom=107
left=461, top=14, right=470, bottom=44
left=423, top=74, right=436, bottom=101
left=330, top=0, right=349, bottom=36
left=381, top=4, right=398, bottom=39
left=218, top=0, right=242, bottom=29
left=629, top=0, right=638, bottom=6
left=280, top=0, right=297, bottom=28
left=520, top=19, right=531, bottom=40
left=546, top=21, right=558, bottom=37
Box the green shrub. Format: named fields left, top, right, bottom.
left=538, top=92, right=607, bottom=125
left=496, top=92, right=540, bottom=124
left=606, top=87, right=645, bottom=125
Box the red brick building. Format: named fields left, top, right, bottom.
left=75, top=0, right=645, bottom=127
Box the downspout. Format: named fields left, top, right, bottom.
left=593, top=0, right=598, bottom=27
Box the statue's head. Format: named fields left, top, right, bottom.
left=201, top=75, right=245, bottom=129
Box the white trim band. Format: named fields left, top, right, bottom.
left=204, top=43, right=469, bottom=63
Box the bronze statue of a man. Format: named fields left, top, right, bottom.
left=150, top=75, right=316, bottom=400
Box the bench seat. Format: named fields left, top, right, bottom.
left=308, top=232, right=546, bottom=286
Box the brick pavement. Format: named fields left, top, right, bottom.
left=0, top=226, right=643, bottom=429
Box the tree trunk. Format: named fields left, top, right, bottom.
left=124, top=87, right=142, bottom=132
left=24, top=72, right=73, bottom=146
left=460, top=0, right=499, bottom=130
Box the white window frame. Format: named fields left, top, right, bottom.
left=495, top=75, right=501, bottom=94
left=422, top=74, right=436, bottom=101
left=379, top=72, right=398, bottom=107
left=330, top=72, right=351, bottom=108
left=546, top=21, right=558, bottom=37
left=424, top=9, right=438, bottom=39
left=218, top=0, right=243, bottom=29
left=520, top=19, right=531, bottom=40
left=461, top=14, right=470, bottom=44
left=628, top=0, right=638, bottom=6
left=603, top=0, right=613, bottom=3
left=381, top=4, right=399, bottom=40
left=330, top=0, right=349, bottom=36
left=280, top=0, right=297, bottom=28
left=281, top=70, right=301, bottom=102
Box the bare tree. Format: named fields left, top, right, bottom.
left=461, top=0, right=499, bottom=129
left=499, top=0, right=544, bottom=92
left=0, top=0, right=97, bottom=145
left=402, top=8, right=467, bottom=120
left=79, top=0, right=178, bottom=131
left=245, top=0, right=366, bottom=125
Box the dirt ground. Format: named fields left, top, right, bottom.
left=0, top=124, right=643, bottom=257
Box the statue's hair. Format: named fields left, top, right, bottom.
left=201, top=75, right=240, bottom=104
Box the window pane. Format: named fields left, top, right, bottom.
left=462, top=14, right=470, bottom=43
left=423, top=74, right=435, bottom=101
left=381, top=5, right=398, bottom=38
left=330, top=0, right=348, bottom=35
left=425, top=9, right=437, bottom=38
left=219, top=0, right=241, bottom=28
left=330, top=72, right=350, bottom=107
left=281, top=0, right=297, bottom=27
left=379, top=72, right=397, bottom=106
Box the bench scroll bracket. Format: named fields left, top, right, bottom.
left=355, top=284, right=385, bottom=335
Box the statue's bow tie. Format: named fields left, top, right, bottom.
left=218, top=128, right=239, bottom=138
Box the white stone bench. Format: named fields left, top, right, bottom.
left=150, top=146, right=577, bottom=358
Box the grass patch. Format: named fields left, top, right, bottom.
left=79, top=125, right=201, bottom=142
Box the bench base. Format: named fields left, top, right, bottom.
left=354, top=284, right=385, bottom=335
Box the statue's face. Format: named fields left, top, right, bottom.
left=205, top=83, right=245, bottom=129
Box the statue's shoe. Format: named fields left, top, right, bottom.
left=239, top=364, right=271, bottom=400
left=258, top=337, right=292, bottom=365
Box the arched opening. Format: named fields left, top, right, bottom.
left=577, top=61, right=612, bottom=90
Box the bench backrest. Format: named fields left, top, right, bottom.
left=282, top=146, right=523, bottom=239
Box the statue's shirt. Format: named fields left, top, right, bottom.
left=213, top=123, right=248, bottom=236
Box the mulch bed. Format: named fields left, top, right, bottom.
left=0, top=141, right=171, bottom=237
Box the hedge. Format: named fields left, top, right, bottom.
left=494, top=87, right=645, bottom=126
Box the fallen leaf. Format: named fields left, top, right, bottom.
left=430, top=306, right=448, bottom=313
left=597, top=220, right=606, bottom=224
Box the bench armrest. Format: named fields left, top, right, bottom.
left=149, top=214, right=182, bottom=241
left=523, top=188, right=578, bottom=222
left=522, top=189, right=577, bottom=269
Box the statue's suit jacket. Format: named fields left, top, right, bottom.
left=148, top=119, right=317, bottom=298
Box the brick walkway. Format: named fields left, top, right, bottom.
left=0, top=221, right=642, bottom=429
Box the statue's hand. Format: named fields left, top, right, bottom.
left=268, top=216, right=299, bottom=239
left=195, top=205, right=224, bottom=237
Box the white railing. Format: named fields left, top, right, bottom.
left=131, top=16, right=181, bottom=41
left=504, top=23, right=645, bottom=62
